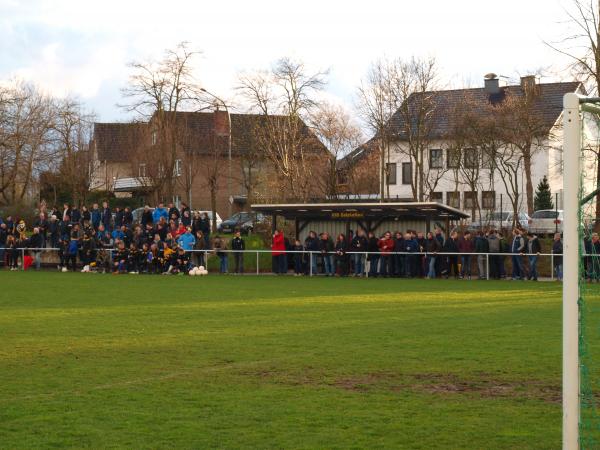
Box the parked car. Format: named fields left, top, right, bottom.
left=218, top=212, right=266, bottom=234
left=470, top=211, right=530, bottom=231
left=528, top=209, right=564, bottom=236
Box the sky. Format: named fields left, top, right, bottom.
left=0, top=0, right=583, bottom=123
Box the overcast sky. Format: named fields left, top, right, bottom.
left=0, top=0, right=582, bottom=122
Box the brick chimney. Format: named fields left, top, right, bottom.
left=484, top=73, right=500, bottom=95
left=213, top=109, right=230, bottom=137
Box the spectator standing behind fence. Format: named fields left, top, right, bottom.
left=552, top=233, right=563, bottom=281
left=91, top=203, right=101, bottom=229
left=425, top=231, right=441, bottom=279
left=194, top=230, right=206, bottom=267
left=367, top=231, right=380, bottom=277
left=101, top=201, right=111, bottom=231
left=526, top=231, right=541, bottom=281
left=6, top=235, right=19, bottom=270
left=404, top=232, right=419, bottom=278
left=474, top=231, right=489, bottom=280
left=304, top=231, right=319, bottom=275
left=292, top=239, right=304, bottom=276
left=213, top=235, right=228, bottom=274
left=28, top=227, right=43, bottom=270
left=443, top=231, right=460, bottom=279
left=377, top=232, right=393, bottom=277
left=585, top=233, right=600, bottom=281
left=458, top=231, right=474, bottom=280
left=0, top=223, right=7, bottom=267
left=271, top=229, right=286, bottom=274
left=200, top=213, right=211, bottom=249
left=231, top=230, right=245, bottom=274
left=33, top=213, right=48, bottom=248
left=319, top=232, right=334, bottom=276
left=350, top=229, right=367, bottom=277
left=511, top=228, right=527, bottom=281
left=334, top=233, right=349, bottom=276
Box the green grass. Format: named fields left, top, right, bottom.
left=0, top=273, right=567, bottom=448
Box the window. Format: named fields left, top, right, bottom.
left=401, top=162, right=412, bottom=185
left=138, top=163, right=146, bottom=177
left=464, top=191, right=477, bottom=210
left=151, top=130, right=157, bottom=146
left=429, top=192, right=443, bottom=203
left=463, top=148, right=478, bottom=169
left=386, top=163, right=397, bottom=185
left=447, top=191, right=460, bottom=209
left=174, top=159, right=182, bottom=177
left=337, top=169, right=349, bottom=186
left=447, top=148, right=461, bottom=169
left=481, top=148, right=494, bottom=169
left=482, top=191, right=495, bottom=209
left=158, top=163, right=165, bottom=177
left=429, top=149, right=443, bottom=169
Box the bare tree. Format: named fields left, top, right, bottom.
left=50, top=98, right=96, bottom=204
left=238, top=57, right=327, bottom=202
left=356, top=56, right=440, bottom=201
left=0, top=81, right=55, bottom=206
left=356, top=59, right=400, bottom=200
left=120, top=42, right=205, bottom=201
left=310, top=102, right=363, bottom=199
left=549, top=0, right=600, bottom=218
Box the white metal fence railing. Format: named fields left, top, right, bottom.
left=0, top=247, right=574, bottom=280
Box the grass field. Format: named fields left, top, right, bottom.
left=0, top=273, right=567, bottom=448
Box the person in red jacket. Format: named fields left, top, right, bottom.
left=271, top=229, right=287, bottom=274
left=378, top=231, right=394, bottom=277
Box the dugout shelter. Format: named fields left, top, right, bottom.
left=251, top=202, right=469, bottom=240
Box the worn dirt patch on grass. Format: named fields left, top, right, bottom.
left=239, top=368, right=561, bottom=403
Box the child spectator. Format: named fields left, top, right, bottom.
left=292, top=239, right=304, bottom=275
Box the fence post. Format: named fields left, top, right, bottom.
left=486, top=254, right=490, bottom=281
left=21, top=248, right=25, bottom=271
left=551, top=254, right=554, bottom=281
left=256, top=251, right=259, bottom=275
left=309, top=251, right=313, bottom=277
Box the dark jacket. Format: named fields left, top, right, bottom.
left=443, top=237, right=459, bottom=254
left=424, top=238, right=441, bottom=253
left=527, top=236, right=542, bottom=254
left=475, top=236, right=489, bottom=253
left=231, top=236, right=245, bottom=251
left=141, top=210, right=153, bottom=227
left=304, top=236, right=319, bottom=252
left=552, top=239, right=563, bottom=265
left=350, top=235, right=368, bottom=252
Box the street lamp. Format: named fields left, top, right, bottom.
left=200, top=87, right=232, bottom=217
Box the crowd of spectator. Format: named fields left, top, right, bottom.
left=0, top=201, right=214, bottom=274
left=272, top=227, right=568, bottom=281
left=1, top=200, right=597, bottom=281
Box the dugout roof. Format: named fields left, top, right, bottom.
left=251, top=202, right=469, bottom=221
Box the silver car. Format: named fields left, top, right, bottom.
left=528, top=210, right=564, bottom=236
left=471, top=211, right=530, bottom=231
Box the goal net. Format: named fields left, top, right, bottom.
left=563, top=93, right=600, bottom=449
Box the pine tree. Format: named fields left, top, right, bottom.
left=533, top=176, right=554, bottom=211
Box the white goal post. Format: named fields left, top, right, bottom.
left=562, top=92, right=581, bottom=450
left=562, top=93, right=600, bottom=450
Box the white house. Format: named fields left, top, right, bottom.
left=351, top=75, right=596, bottom=222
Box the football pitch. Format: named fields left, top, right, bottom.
left=0, top=273, right=566, bottom=449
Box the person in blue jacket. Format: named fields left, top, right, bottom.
left=153, top=202, right=169, bottom=224
left=404, top=231, right=419, bottom=278
left=177, top=227, right=196, bottom=252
